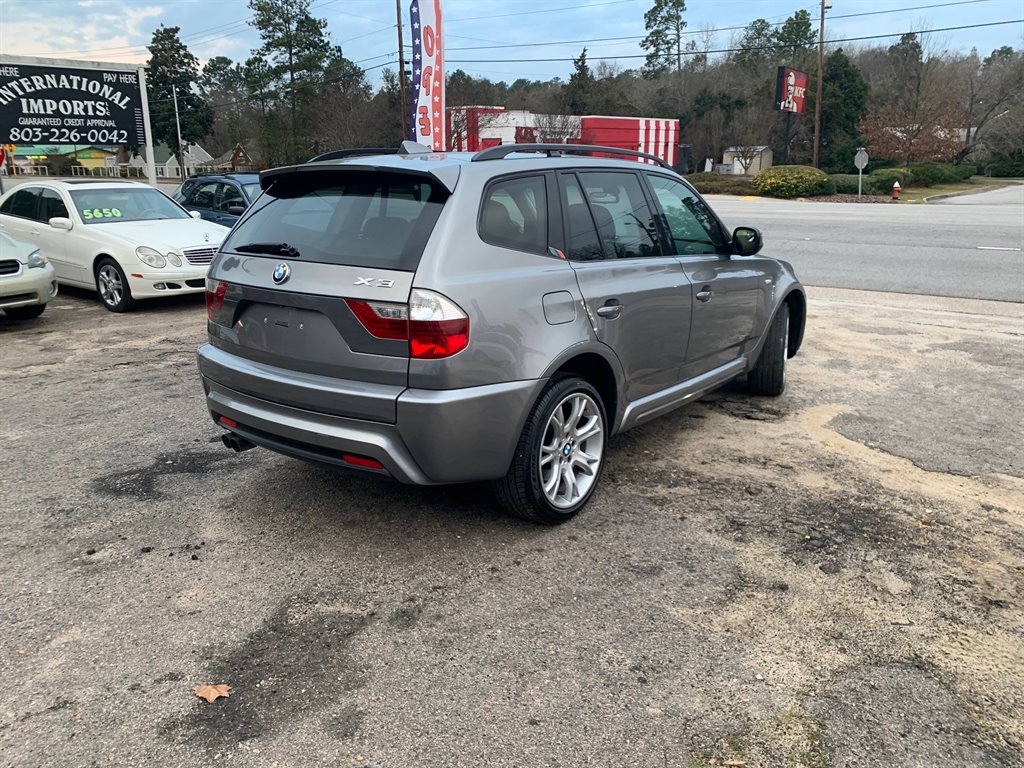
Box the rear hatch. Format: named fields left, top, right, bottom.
left=203, top=166, right=453, bottom=423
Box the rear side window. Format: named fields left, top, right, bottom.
left=576, top=172, right=661, bottom=259
left=479, top=175, right=547, bottom=254
left=1, top=188, right=41, bottom=220
left=224, top=171, right=447, bottom=271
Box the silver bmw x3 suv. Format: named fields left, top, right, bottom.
left=197, top=142, right=805, bottom=523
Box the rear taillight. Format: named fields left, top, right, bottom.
left=206, top=278, right=228, bottom=321
left=346, top=289, right=469, bottom=359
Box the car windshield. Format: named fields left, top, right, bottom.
left=69, top=188, right=189, bottom=224
left=243, top=183, right=261, bottom=202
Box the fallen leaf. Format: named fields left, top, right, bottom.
left=194, top=683, right=231, bottom=703
left=723, top=761, right=747, bottom=767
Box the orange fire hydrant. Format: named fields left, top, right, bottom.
left=892, top=181, right=901, bottom=200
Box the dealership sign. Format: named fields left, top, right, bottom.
left=0, top=60, right=148, bottom=146
left=775, top=67, right=809, bottom=114
left=408, top=0, right=446, bottom=150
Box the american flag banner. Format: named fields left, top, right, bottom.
left=408, top=0, right=445, bottom=150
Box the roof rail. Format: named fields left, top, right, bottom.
left=308, top=141, right=433, bottom=164
left=471, top=143, right=671, bottom=169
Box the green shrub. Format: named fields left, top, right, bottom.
left=829, top=174, right=866, bottom=194
left=984, top=155, right=1024, bottom=177
left=752, top=165, right=832, bottom=198
left=905, top=163, right=974, bottom=186
left=687, top=176, right=758, bottom=196
left=869, top=168, right=911, bottom=194
left=684, top=172, right=720, bottom=184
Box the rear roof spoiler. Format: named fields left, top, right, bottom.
left=260, top=160, right=459, bottom=195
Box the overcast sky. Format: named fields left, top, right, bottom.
left=1, top=0, right=1022, bottom=87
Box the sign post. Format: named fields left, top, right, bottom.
left=854, top=147, right=869, bottom=197
left=0, top=56, right=156, bottom=185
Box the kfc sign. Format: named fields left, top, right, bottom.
left=775, top=67, right=809, bottom=114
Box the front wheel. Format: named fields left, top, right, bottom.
left=494, top=376, right=607, bottom=524
left=747, top=303, right=789, bottom=396
left=4, top=303, right=46, bottom=320
left=95, top=257, right=135, bottom=312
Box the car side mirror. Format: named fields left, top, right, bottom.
left=49, top=217, right=73, bottom=231
left=227, top=205, right=245, bottom=216
left=189, top=210, right=202, bottom=219
left=731, top=226, right=763, bottom=256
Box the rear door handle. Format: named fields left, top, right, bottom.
left=596, top=304, right=623, bottom=319
left=696, top=288, right=714, bottom=302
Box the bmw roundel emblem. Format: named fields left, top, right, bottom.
left=272, top=262, right=291, bottom=285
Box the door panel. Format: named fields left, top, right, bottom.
left=645, top=173, right=761, bottom=373
left=560, top=171, right=692, bottom=401
left=33, top=188, right=77, bottom=282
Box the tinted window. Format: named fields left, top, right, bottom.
left=577, top=172, right=661, bottom=259
left=38, top=189, right=69, bottom=221
left=647, top=175, right=726, bottom=255
left=1, top=188, right=41, bottom=219
left=222, top=170, right=447, bottom=271
left=479, top=175, right=547, bottom=254
left=559, top=174, right=603, bottom=261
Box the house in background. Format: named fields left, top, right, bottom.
left=12, top=145, right=118, bottom=174
left=719, top=146, right=773, bottom=176
left=126, top=142, right=214, bottom=178
left=202, top=143, right=256, bottom=172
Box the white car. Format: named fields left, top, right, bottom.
left=0, top=230, right=58, bottom=320
left=0, top=180, right=230, bottom=312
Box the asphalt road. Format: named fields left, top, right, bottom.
left=1, top=288, right=1022, bottom=766
left=709, top=184, right=1024, bottom=302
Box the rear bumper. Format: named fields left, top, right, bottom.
left=197, top=343, right=544, bottom=484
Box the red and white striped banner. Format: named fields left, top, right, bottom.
left=408, top=0, right=445, bottom=151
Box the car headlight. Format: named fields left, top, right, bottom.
left=166, top=251, right=182, bottom=267
left=136, top=246, right=167, bottom=268
left=27, top=250, right=48, bottom=269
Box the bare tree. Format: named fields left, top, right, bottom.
left=726, top=106, right=770, bottom=174
left=534, top=112, right=582, bottom=143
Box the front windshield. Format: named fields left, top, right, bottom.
left=243, top=183, right=261, bottom=202
left=69, top=188, right=189, bottom=224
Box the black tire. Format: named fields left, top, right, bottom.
left=747, top=303, right=789, bottom=396
left=494, top=375, right=607, bottom=524
left=4, top=303, right=46, bottom=320
left=95, top=257, right=135, bottom=312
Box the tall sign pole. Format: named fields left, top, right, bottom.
left=812, top=0, right=830, bottom=168
left=397, top=0, right=408, bottom=140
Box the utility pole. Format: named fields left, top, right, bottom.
left=397, top=0, right=408, bottom=141
left=172, top=83, right=186, bottom=179
left=812, top=0, right=831, bottom=168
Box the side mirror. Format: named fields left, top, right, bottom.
left=731, top=226, right=763, bottom=256
left=48, top=217, right=73, bottom=231
left=189, top=210, right=202, bottom=219
left=227, top=205, right=245, bottom=216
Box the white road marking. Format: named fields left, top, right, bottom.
left=977, top=246, right=1022, bottom=251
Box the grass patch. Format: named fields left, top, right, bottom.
left=896, top=177, right=1012, bottom=204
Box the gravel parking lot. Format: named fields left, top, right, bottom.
left=1, top=286, right=1022, bottom=767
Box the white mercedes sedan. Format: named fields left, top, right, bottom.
left=0, top=180, right=230, bottom=312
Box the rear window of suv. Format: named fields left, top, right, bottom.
left=222, top=170, right=448, bottom=271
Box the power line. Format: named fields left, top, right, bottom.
left=445, top=19, right=1024, bottom=64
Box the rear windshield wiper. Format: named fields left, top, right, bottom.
left=233, top=242, right=300, bottom=257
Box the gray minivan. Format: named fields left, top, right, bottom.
left=197, top=142, right=805, bottom=523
